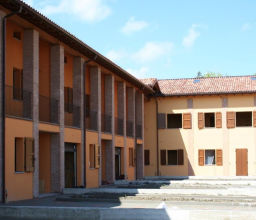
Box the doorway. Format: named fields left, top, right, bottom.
left=236, top=148, right=248, bottom=176
left=65, top=143, right=77, bottom=188
left=115, top=147, right=121, bottom=179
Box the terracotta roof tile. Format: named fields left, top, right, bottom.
left=140, top=78, right=158, bottom=88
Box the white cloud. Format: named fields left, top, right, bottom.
left=105, top=50, right=126, bottom=62
left=121, top=17, right=148, bottom=35
left=41, top=0, right=111, bottom=23
left=126, top=67, right=149, bottom=79
left=241, top=23, right=252, bottom=31
left=182, top=24, right=201, bottom=48
left=133, top=41, right=173, bottom=63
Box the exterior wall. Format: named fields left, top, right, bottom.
left=5, top=118, right=33, bottom=202
left=145, top=94, right=256, bottom=177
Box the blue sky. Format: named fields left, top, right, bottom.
left=24, top=0, right=256, bottom=79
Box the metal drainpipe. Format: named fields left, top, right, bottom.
left=1, top=6, right=22, bottom=203
left=83, top=56, right=96, bottom=187
left=155, top=98, right=160, bottom=176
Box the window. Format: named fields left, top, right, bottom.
left=129, top=148, right=134, bottom=166
left=13, top=68, right=23, bottom=100
left=15, top=137, right=34, bottom=173
left=13, top=31, right=21, bottom=40
left=15, top=138, right=25, bottom=172
left=205, top=113, right=215, bottom=128
left=205, top=150, right=215, bottom=165
left=198, top=149, right=223, bottom=166
left=144, top=150, right=150, bottom=166
left=167, top=114, right=182, bottom=128
left=236, top=112, right=252, bottom=127
left=64, top=87, right=73, bottom=113
left=161, top=149, right=184, bottom=165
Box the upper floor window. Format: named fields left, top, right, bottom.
left=64, top=87, right=73, bottom=113
left=167, top=114, right=182, bottom=128
left=205, top=113, right=215, bottom=128
left=236, top=112, right=252, bottom=127
left=13, top=68, right=23, bottom=100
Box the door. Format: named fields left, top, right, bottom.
left=236, top=149, right=248, bottom=176
left=115, top=147, right=121, bottom=179
left=65, top=143, right=77, bottom=188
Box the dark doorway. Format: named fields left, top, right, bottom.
left=65, top=143, right=77, bottom=188
left=236, top=148, right=248, bottom=176
left=115, top=147, right=121, bottom=179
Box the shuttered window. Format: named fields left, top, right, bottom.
left=253, top=111, right=256, bottom=127
left=89, top=144, right=95, bottom=168
left=227, top=112, right=235, bottom=128
left=13, top=68, right=23, bottom=100
left=25, top=138, right=34, bottom=172
left=160, top=150, right=166, bottom=165
left=167, top=114, right=182, bottom=128
left=216, top=112, right=222, bottom=128
left=64, top=87, right=73, bottom=113
left=198, top=149, right=204, bottom=166
left=129, top=148, right=134, bottom=166
left=198, top=112, right=204, bottom=129
left=157, top=113, right=166, bottom=129
left=183, top=113, right=192, bottom=129
left=144, top=150, right=150, bottom=166
left=216, top=149, right=223, bottom=166
left=177, top=149, right=184, bottom=165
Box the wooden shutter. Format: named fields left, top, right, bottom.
left=25, top=138, right=34, bottom=172
left=13, top=68, right=23, bottom=100
left=226, top=111, right=235, bottom=128
left=160, top=150, right=166, bottom=165
left=183, top=113, right=192, bottom=129
left=89, top=144, right=95, bottom=168
left=198, top=112, right=204, bottom=129
left=157, top=113, right=166, bottom=129
left=133, top=149, right=136, bottom=167
left=198, top=149, right=204, bottom=166
left=216, top=149, right=223, bottom=166
left=253, top=111, right=256, bottom=127
left=95, top=144, right=100, bottom=169
left=144, top=150, right=150, bottom=165
left=177, top=149, right=184, bottom=165
left=216, top=112, right=222, bottom=128
left=129, top=148, right=133, bottom=166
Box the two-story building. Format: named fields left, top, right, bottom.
left=0, top=0, right=152, bottom=202
left=143, top=76, right=256, bottom=177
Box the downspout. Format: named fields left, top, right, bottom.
left=155, top=98, right=160, bottom=176
left=83, top=56, right=97, bottom=187
left=1, top=6, right=22, bottom=203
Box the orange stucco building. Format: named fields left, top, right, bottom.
left=0, top=0, right=152, bottom=202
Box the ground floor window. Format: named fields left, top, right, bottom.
left=144, top=150, right=150, bottom=165
left=205, top=150, right=215, bottom=165
left=198, top=149, right=223, bottom=166
left=160, top=149, right=184, bottom=165
left=129, top=148, right=135, bottom=166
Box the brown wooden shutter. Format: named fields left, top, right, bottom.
left=198, top=149, right=204, bottom=166
left=157, top=113, right=166, bottom=129
left=144, top=150, right=150, bottom=165
left=178, top=149, right=184, bottom=165
left=183, top=113, right=192, bottom=129
left=227, top=111, right=235, bottom=128
left=160, top=150, right=166, bottom=165
left=133, top=149, right=136, bottom=167
left=216, top=112, right=222, bottom=128
left=216, top=149, right=223, bottom=166
left=129, top=148, right=133, bottom=166
left=89, top=144, right=95, bottom=168
left=25, top=138, right=34, bottom=172
left=95, top=144, right=100, bottom=169
left=253, top=111, right=256, bottom=127
left=198, top=112, right=204, bottom=129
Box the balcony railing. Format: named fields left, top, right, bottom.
left=39, top=95, right=59, bottom=124
left=101, top=113, right=112, bottom=133
left=126, top=120, right=134, bottom=137
left=115, top=117, right=124, bottom=136
left=86, top=110, right=98, bottom=131
left=5, top=85, right=32, bottom=119
left=65, top=104, right=81, bottom=128
left=136, top=123, right=142, bottom=139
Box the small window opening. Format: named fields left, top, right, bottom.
left=236, top=112, right=252, bottom=127
left=167, top=114, right=182, bottom=128
left=205, top=150, right=215, bottom=165
left=205, top=113, right=215, bottom=127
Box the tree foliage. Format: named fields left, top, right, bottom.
left=196, top=71, right=223, bottom=78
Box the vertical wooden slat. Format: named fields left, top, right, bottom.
left=178, top=149, right=184, bottom=165
left=183, top=113, right=192, bottom=129
left=160, top=150, right=166, bottom=165
left=25, top=138, right=34, bottom=172
left=227, top=111, right=235, bottom=128
left=198, top=149, right=204, bottom=166
left=198, top=112, right=204, bottom=129
left=216, top=112, right=222, bottom=128
left=133, top=148, right=136, bottom=167
left=216, top=149, right=223, bottom=166
left=95, top=144, right=100, bottom=169
left=89, top=144, right=95, bottom=168
left=253, top=111, right=256, bottom=127
left=129, top=148, right=133, bottom=166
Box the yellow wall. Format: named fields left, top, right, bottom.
left=144, top=94, right=256, bottom=177
left=5, top=118, right=33, bottom=202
